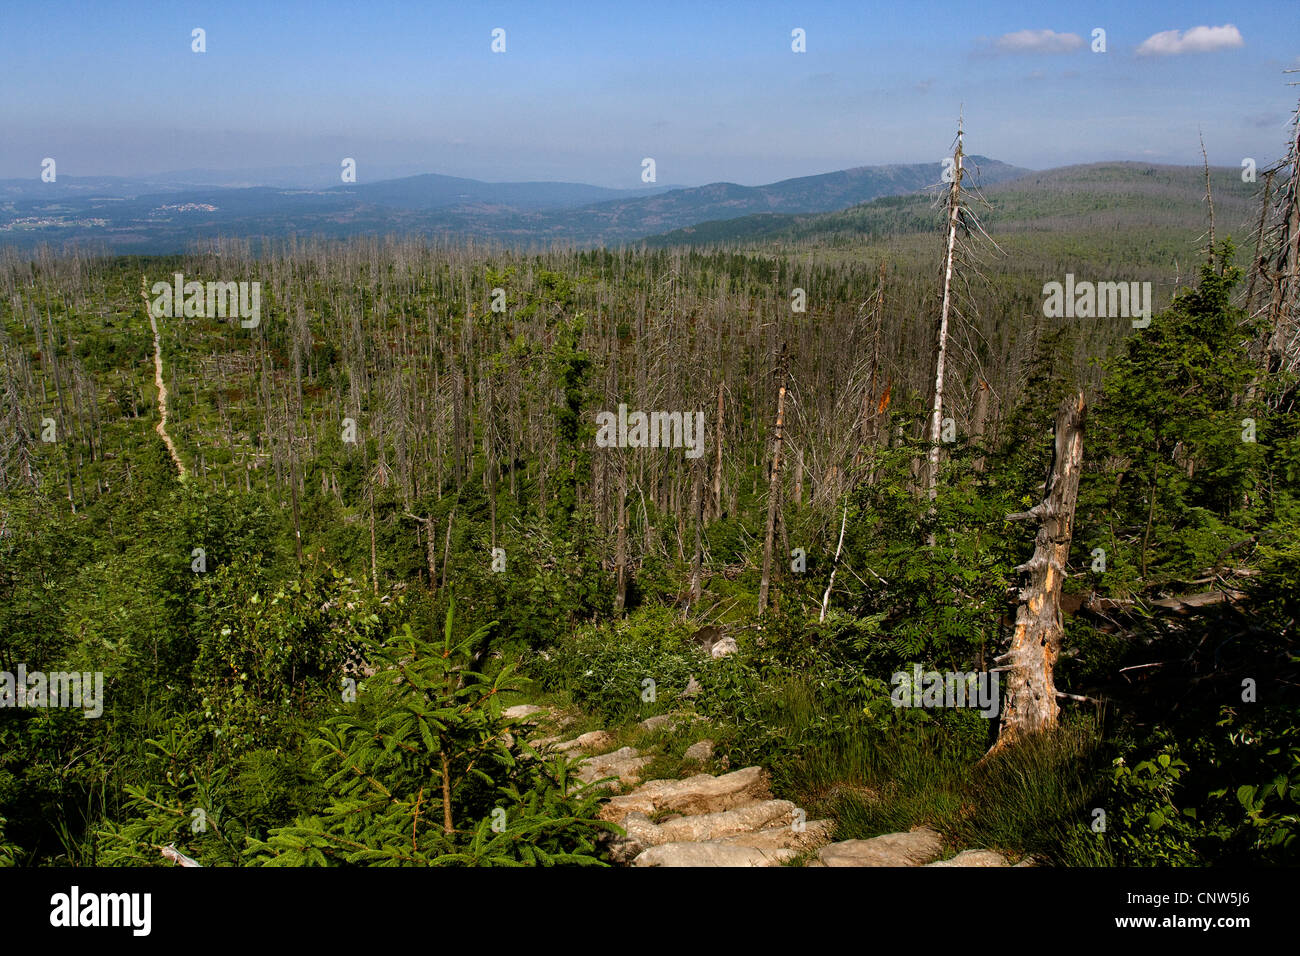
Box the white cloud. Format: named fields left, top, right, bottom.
left=1136, top=24, right=1244, bottom=56
left=993, top=29, right=1084, bottom=54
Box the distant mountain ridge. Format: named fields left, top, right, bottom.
left=0, top=157, right=1032, bottom=252
left=333, top=173, right=669, bottom=211
left=640, top=162, right=1260, bottom=248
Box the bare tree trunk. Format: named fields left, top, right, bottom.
left=488, top=459, right=497, bottom=551
left=1200, top=130, right=1216, bottom=260
left=1266, top=112, right=1300, bottom=375
left=441, top=508, right=454, bottom=590
left=972, top=379, right=990, bottom=474
left=856, top=260, right=888, bottom=469
left=404, top=513, right=440, bottom=592
left=758, top=349, right=788, bottom=615
left=614, top=460, right=628, bottom=614
left=368, top=488, right=379, bottom=595
left=688, top=462, right=704, bottom=609
left=1245, top=170, right=1276, bottom=324
left=440, top=751, right=453, bottom=836
left=928, top=123, right=964, bottom=529
left=794, top=447, right=804, bottom=506
left=819, top=501, right=848, bottom=623
left=289, top=450, right=304, bottom=567
left=989, top=392, right=1086, bottom=755
left=426, top=518, right=438, bottom=593
left=711, top=380, right=724, bottom=520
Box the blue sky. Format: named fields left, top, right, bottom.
left=1, top=0, right=1295, bottom=186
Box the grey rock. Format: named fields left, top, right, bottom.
left=637, top=713, right=680, bottom=732
left=637, top=712, right=702, bottom=733
left=600, top=766, right=771, bottom=822
left=710, top=637, right=739, bottom=659
left=555, top=730, right=616, bottom=754
left=683, top=739, right=714, bottom=762
left=717, top=819, right=835, bottom=852
left=816, top=827, right=944, bottom=867
left=633, top=842, right=796, bottom=867
left=621, top=799, right=798, bottom=855
left=502, top=704, right=549, bottom=721
left=574, top=746, right=650, bottom=787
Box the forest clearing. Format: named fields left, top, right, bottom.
left=2, top=16, right=1298, bottom=939
left=2, top=111, right=1297, bottom=874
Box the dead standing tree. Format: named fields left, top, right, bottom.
left=1243, top=94, right=1299, bottom=407
left=1262, top=98, right=1300, bottom=382
left=614, top=456, right=629, bottom=614
left=923, top=119, right=1003, bottom=541
left=989, top=392, right=1086, bottom=755
left=845, top=260, right=890, bottom=477
left=927, top=121, right=965, bottom=522
left=758, top=343, right=789, bottom=615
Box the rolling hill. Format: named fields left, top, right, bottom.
left=641, top=162, right=1260, bottom=248
left=0, top=158, right=1029, bottom=252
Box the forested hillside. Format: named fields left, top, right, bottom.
left=0, top=157, right=1027, bottom=253
left=1, top=129, right=1297, bottom=867
left=646, top=161, right=1259, bottom=247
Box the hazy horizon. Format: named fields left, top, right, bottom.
left=3, top=1, right=1296, bottom=188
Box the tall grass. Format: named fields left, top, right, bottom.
left=741, top=676, right=1113, bottom=864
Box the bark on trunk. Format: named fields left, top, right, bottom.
left=368, top=487, right=379, bottom=596
left=989, top=392, right=1086, bottom=755
left=794, top=447, right=804, bottom=506
left=928, top=125, right=964, bottom=530
left=711, top=380, right=724, bottom=520
left=758, top=351, right=788, bottom=615
left=819, top=502, right=848, bottom=623
left=615, top=460, right=628, bottom=614
left=972, top=380, right=990, bottom=474
left=856, top=260, right=888, bottom=469
left=688, top=463, right=704, bottom=608
left=441, top=509, right=454, bottom=590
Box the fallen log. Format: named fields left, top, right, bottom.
left=1150, top=590, right=1247, bottom=611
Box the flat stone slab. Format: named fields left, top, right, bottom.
left=633, top=842, right=796, bottom=867
left=599, top=767, right=771, bottom=822
left=816, top=827, right=944, bottom=867
left=575, top=747, right=650, bottom=787
left=503, top=704, right=549, bottom=721
left=927, top=849, right=1007, bottom=867
left=610, top=799, right=799, bottom=861
left=716, top=819, right=835, bottom=852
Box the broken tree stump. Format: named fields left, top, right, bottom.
left=989, top=392, right=1086, bottom=755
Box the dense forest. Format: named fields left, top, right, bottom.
left=1, top=126, right=1297, bottom=867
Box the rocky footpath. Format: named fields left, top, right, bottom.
left=502, top=704, right=1028, bottom=868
